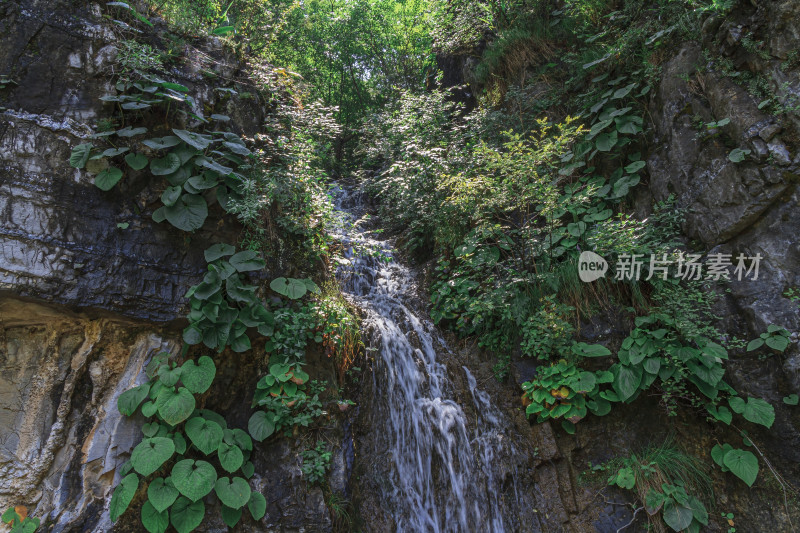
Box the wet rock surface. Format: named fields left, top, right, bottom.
left=0, top=0, right=259, bottom=324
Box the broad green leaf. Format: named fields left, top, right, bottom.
left=143, top=136, right=181, bottom=150
left=687, top=495, right=708, bottom=526
left=728, top=148, right=751, bottom=163
left=645, top=488, right=665, bottom=513
left=141, top=501, right=169, bottom=533
left=210, top=114, right=231, bottom=121
left=125, top=152, right=149, bottom=170
left=158, top=364, right=182, bottom=387
left=118, top=383, right=150, bottom=416
left=142, top=401, right=157, bottom=417
left=147, top=477, right=179, bottom=513
left=109, top=472, right=138, bottom=522
left=155, top=387, right=196, bottom=426
left=185, top=417, right=224, bottom=455
left=164, top=194, right=208, bottom=232
left=614, top=467, right=635, bottom=489
left=248, top=491, right=266, bottom=520
left=150, top=153, right=181, bottom=176
left=172, top=459, right=217, bottom=502
left=229, top=250, right=266, bottom=272
left=131, top=437, right=175, bottom=477
left=746, top=338, right=764, bottom=351
left=742, top=397, right=774, bottom=428
left=270, top=277, right=307, bottom=299
left=687, top=361, right=724, bottom=387
left=117, top=126, right=148, bottom=137
left=624, top=160, right=646, bottom=173
left=215, top=477, right=251, bottom=509
left=248, top=411, right=275, bottom=441
left=173, top=129, right=212, bottom=150
left=218, top=442, right=244, bottom=473
left=595, top=131, right=618, bottom=152
left=221, top=505, right=242, bottom=528
left=121, top=101, right=152, bottom=110
left=728, top=396, right=745, bottom=414
left=571, top=342, right=611, bottom=358
left=181, top=356, right=216, bottom=394
left=723, top=448, right=758, bottom=486
left=70, top=143, right=94, bottom=168
left=571, top=371, right=596, bottom=393
left=613, top=365, right=642, bottom=401
left=765, top=335, right=789, bottom=352
left=160, top=185, right=182, bottom=207
left=152, top=206, right=166, bottom=223
left=170, top=496, right=204, bottom=533
left=195, top=156, right=232, bottom=175
left=95, top=167, right=124, bottom=191
left=784, top=394, right=799, bottom=405
left=91, top=147, right=129, bottom=159
left=183, top=326, right=202, bottom=345
left=241, top=461, right=255, bottom=479
left=663, top=499, right=694, bottom=531
left=612, top=83, right=636, bottom=99
left=212, top=25, right=235, bottom=35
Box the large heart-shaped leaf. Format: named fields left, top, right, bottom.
left=147, top=477, right=179, bottom=513
left=173, top=129, right=212, bottom=150
left=181, top=356, right=216, bottom=394
left=204, top=243, right=236, bottom=262
left=571, top=371, right=597, bottom=393
left=125, top=152, right=149, bottom=170
left=155, top=386, right=196, bottom=426
left=110, top=472, right=139, bottom=522
left=248, top=411, right=275, bottom=441
left=229, top=250, right=265, bottom=272
left=223, top=141, right=250, bottom=156
left=160, top=185, right=182, bottom=207
left=158, top=364, right=182, bottom=387
left=70, top=143, right=94, bottom=168
left=221, top=505, right=242, bottom=528
left=248, top=491, right=267, bottom=520
left=215, top=477, right=251, bottom=509
left=741, top=397, right=774, bottom=428
left=141, top=501, right=169, bottom=533
left=131, top=437, right=175, bottom=476
left=663, top=499, right=693, bottom=531
left=143, top=136, right=181, bottom=150
left=218, top=442, right=244, bottom=473
left=164, top=194, right=208, bottom=232
left=269, top=277, right=307, bottom=299
left=151, top=153, right=181, bottom=176
left=117, top=126, right=148, bottom=137
left=95, top=167, right=124, bottom=191
left=723, top=448, right=758, bottom=486
left=595, top=130, right=618, bottom=152
left=118, top=383, right=150, bottom=416
left=170, top=496, right=205, bottom=533
left=171, top=459, right=217, bottom=502
left=185, top=417, right=224, bottom=455
left=613, top=365, right=642, bottom=401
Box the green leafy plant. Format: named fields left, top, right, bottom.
left=112, top=352, right=267, bottom=531
left=711, top=443, right=759, bottom=487
left=645, top=482, right=708, bottom=532
left=2, top=506, right=39, bottom=533
left=248, top=364, right=324, bottom=441
left=183, top=245, right=270, bottom=353
left=301, top=440, right=332, bottom=485
left=746, top=324, right=791, bottom=353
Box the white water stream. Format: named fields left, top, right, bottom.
left=333, top=185, right=518, bottom=532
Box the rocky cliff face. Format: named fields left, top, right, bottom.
left=433, top=1, right=800, bottom=532
left=0, top=2, right=339, bottom=531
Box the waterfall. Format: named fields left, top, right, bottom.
left=332, top=185, right=519, bottom=532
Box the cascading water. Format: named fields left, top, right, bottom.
left=332, top=184, right=521, bottom=532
